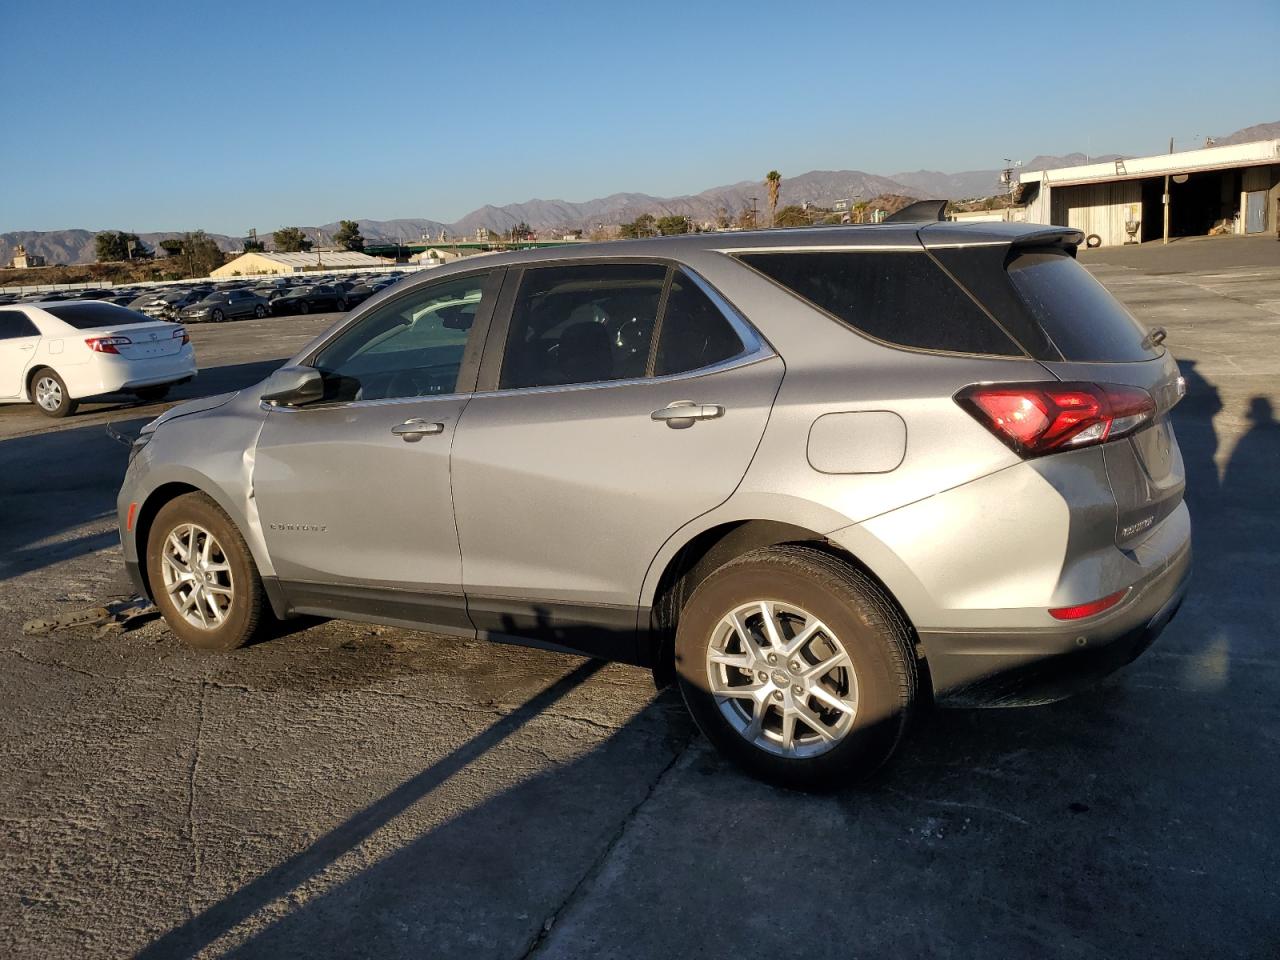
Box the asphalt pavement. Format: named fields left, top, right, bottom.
left=2, top=247, right=1278, bottom=958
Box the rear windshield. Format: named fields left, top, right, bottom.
left=737, top=251, right=1022, bottom=356
left=1007, top=251, right=1158, bottom=362
left=43, top=301, right=151, bottom=330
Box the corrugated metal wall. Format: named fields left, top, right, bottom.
left=1050, top=181, right=1143, bottom=245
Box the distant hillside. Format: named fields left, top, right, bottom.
left=5, top=120, right=1274, bottom=265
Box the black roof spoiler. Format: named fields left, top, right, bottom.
left=884, top=199, right=948, bottom=223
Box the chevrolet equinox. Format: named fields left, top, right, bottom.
left=117, top=220, right=1190, bottom=788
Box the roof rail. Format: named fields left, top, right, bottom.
left=884, top=199, right=948, bottom=223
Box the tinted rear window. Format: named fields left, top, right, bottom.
left=43, top=301, right=150, bottom=330
left=1007, top=251, right=1158, bottom=362
left=738, top=251, right=1021, bottom=356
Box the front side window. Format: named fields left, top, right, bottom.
left=313, top=273, right=489, bottom=403
left=500, top=263, right=667, bottom=389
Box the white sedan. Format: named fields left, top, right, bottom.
left=0, top=301, right=197, bottom=418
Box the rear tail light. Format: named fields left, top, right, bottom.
left=173, top=326, right=190, bottom=345
left=85, top=336, right=133, bottom=354
left=955, top=381, right=1156, bottom=457
left=1049, top=588, right=1129, bottom=621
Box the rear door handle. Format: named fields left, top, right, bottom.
left=651, top=400, right=725, bottom=429
left=391, top=418, right=445, bottom=442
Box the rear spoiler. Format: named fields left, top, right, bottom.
left=884, top=199, right=948, bottom=223
left=1009, top=226, right=1085, bottom=251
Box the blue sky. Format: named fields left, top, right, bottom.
left=3, top=0, right=1277, bottom=235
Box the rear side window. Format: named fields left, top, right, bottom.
left=655, top=271, right=744, bottom=376
left=42, top=301, right=149, bottom=330
left=738, top=251, right=1021, bottom=356
left=0, top=310, right=39, bottom=339
left=1007, top=251, right=1158, bottom=362
left=500, top=263, right=667, bottom=389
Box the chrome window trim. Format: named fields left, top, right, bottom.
left=262, top=390, right=471, bottom=414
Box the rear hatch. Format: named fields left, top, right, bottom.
left=1004, top=248, right=1185, bottom=549
left=42, top=302, right=187, bottom=359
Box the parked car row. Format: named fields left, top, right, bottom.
left=0, top=270, right=414, bottom=417
left=0, top=270, right=413, bottom=322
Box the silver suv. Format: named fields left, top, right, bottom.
left=117, top=222, right=1190, bottom=788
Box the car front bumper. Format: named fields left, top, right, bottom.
left=918, top=541, right=1191, bottom=706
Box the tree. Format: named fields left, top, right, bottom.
left=765, top=171, right=782, bottom=226
left=655, top=215, right=690, bottom=236
left=715, top=207, right=731, bottom=229
left=95, top=230, right=150, bottom=262
left=158, top=237, right=185, bottom=258
left=171, top=231, right=226, bottom=278
left=619, top=213, right=657, bottom=239
left=243, top=238, right=265, bottom=252
left=332, top=220, right=364, bottom=252
left=772, top=205, right=809, bottom=228
left=507, top=221, right=533, bottom=241
left=273, top=226, right=312, bottom=253
left=735, top=208, right=756, bottom=230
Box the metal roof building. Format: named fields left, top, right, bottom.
left=210, top=250, right=389, bottom=277
left=1018, top=139, right=1280, bottom=246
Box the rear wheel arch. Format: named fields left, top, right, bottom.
left=646, top=519, right=922, bottom=689
left=26, top=364, right=55, bottom=398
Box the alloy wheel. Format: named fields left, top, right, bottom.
left=706, top=600, right=859, bottom=758
left=160, top=523, right=236, bottom=630
left=35, top=376, right=63, bottom=412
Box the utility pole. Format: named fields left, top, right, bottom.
left=749, top=197, right=758, bottom=230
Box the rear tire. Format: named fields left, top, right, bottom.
left=146, top=492, right=266, bottom=651
left=675, top=545, right=917, bottom=790
left=299, top=301, right=310, bottom=314
left=31, top=369, right=77, bottom=418
left=337, top=298, right=348, bottom=311
left=254, top=304, right=266, bottom=318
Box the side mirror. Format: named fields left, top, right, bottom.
left=260, top=365, right=323, bottom=407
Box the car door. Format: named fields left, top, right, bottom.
left=251, top=269, right=502, bottom=633
left=0, top=309, right=42, bottom=398
left=451, top=262, right=784, bottom=661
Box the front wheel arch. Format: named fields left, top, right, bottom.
left=131, top=481, right=289, bottom=619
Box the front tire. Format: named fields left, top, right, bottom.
left=31, top=369, right=77, bottom=418
left=211, top=308, right=225, bottom=322
left=254, top=304, right=266, bottom=318
left=146, top=492, right=266, bottom=651
left=675, top=545, right=917, bottom=790
left=299, top=301, right=310, bottom=314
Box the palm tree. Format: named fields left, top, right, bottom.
left=765, top=171, right=782, bottom=227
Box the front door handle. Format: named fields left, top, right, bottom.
left=651, top=400, right=725, bottom=429
left=391, top=418, right=445, bottom=442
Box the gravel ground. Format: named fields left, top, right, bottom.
left=2, top=247, right=1278, bottom=959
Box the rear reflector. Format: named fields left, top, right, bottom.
left=1049, top=589, right=1128, bottom=621
left=126, top=501, right=138, bottom=531
left=956, top=381, right=1155, bottom=457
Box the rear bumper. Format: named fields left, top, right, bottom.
left=919, top=541, right=1191, bottom=706
left=73, top=349, right=197, bottom=396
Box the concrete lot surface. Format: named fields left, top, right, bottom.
left=2, top=246, right=1278, bottom=958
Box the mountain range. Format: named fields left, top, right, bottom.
left=5, top=121, right=1275, bottom=267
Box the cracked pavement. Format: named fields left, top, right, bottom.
left=2, top=239, right=1279, bottom=958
